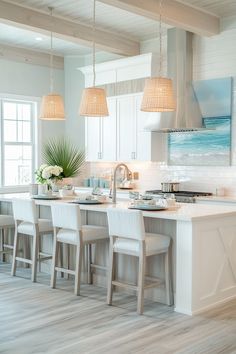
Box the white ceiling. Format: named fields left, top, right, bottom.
left=1, top=0, right=236, bottom=58
left=5, top=0, right=160, bottom=41
left=0, top=22, right=91, bottom=56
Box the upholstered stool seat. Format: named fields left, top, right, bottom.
left=113, top=233, right=170, bottom=256
left=56, top=225, right=108, bottom=245
left=18, top=219, right=52, bottom=235
left=0, top=215, right=15, bottom=227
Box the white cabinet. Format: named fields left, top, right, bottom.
left=117, top=95, right=136, bottom=161
left=86, top=117, right=100, bottom=161
left=85, top=97, right=116, bottom=161
left=117, top=93, right=165, bottom=162
left=86, top=93, right=167, bottom=162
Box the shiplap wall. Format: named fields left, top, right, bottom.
left=88, top=27, right=236, bottom=195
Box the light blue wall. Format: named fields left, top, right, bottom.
left=64, top=55, right=86, bottom=149
left=0, top=58, right=65, bottom=146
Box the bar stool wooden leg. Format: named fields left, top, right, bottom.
left=66, top=244, right=70, bottom=280
left=38, top=237, right=41, bottom=273
left=137, top=241, right=146, bottom=315
left=51, top=234, right=59, bottom=289
left=87, top=244, right=92, bottom=284
left=59, top=243, right=64, bottom=278
left=107, top=237, right=115, bottom=305
left=24, top=236, right=30, bottom=268
left=11, top=229, right=19, bottom=276
left=32, top=234, right=39, bottom=282
left=0, top=228, right=4, bottom=262
left=164, top=248, right=173, bottom=306
left=74, top=243, right=82, bottom=296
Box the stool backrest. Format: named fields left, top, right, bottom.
left=51, top=203, right=82, bottom=231
left=107, top=208, right=145, bottom=240
left=13, top=199, right=37, bottom=224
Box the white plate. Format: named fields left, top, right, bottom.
left=129, top=205, right=167, bottom=211
left=32, top=195, right=61, bottom=200
left=72, top=200, right=103, bottom=205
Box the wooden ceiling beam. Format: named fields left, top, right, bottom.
left=0, top=43, right=64, bottom=69
left=0, top=0, right=140, bottom=56
left=99, top=0, right=220, bottom=37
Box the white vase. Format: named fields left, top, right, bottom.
left=38, top=184, right=51, bottom=196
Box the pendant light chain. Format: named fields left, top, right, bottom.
left=92, top=0, right=96, bottom=87
left=39, top=6, right=65, bottom=120
left=140, top=0, right=176, bottom=112
left=159, top=0, right=163, bottom=77
left=78, top=0, right=109, bottom=117
left=49, top=6, right=54, bottom=93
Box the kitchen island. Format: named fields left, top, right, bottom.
left=1, top=193, right=236, bottom=315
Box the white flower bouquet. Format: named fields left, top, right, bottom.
left=35, top=164, right=63, bottom=184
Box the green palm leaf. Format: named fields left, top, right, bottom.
left=42, top=138, right=86, bottom=178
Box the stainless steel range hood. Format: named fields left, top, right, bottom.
left=146, top=28, right=212, bottom=133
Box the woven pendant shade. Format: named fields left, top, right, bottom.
left=79, top=87, right=109, bottom=117
left=40, top=93, right=65, bottom=120
left=141, top=77, right=176, bottom=112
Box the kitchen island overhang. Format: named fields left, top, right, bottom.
left=1, top=193, right=236, bottom=316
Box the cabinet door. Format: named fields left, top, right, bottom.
left=85, top=117, right=101, bottom=161
left=101, top=97, right=117, bottom=161
left=135, top=94, right=152, bottom=161
left=117, top=95, right=136, bottom=161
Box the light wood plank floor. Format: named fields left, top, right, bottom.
left=0, top=263, right=236, bottom=354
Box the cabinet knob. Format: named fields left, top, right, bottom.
left=97, top=152, right=102, bottom=159
left=131, top=152, right=136, bottom=159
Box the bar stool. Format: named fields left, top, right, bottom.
left=107, top=208, right=173, bottom=315
left=11, top=199, right=53, bottom=282
left=50, top=203, right=109, bottom=295
left=0, top=215, right=15, bottom=262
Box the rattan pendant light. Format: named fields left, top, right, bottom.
left=141, top=0, right=175, bottom=112
left=40, top=7, right=65, bottom=120
left=79, top=0, right=109, bottom=117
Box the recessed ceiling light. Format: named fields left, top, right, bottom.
left=35, top=37, right=43, bottom=41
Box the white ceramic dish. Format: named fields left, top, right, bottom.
left=32, top=195, right=61, bottom=200
left=128, top=205, right=167, bottom=211
left=72, top=200, right=103, bottom=205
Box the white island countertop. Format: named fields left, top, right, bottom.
left=1, top=192, right=236, bottom=222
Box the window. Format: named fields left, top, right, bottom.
left=0, top=98, right=37, bottom=187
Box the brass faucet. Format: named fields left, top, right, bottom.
left=110, top=163, right=131, bottom=203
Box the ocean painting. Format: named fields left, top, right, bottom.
left=168, top=77, right=232, bottom=166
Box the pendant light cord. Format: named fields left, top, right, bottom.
left=93, top=0, right=96, bottom=87
left=49, top=7, right=54, bottom=93
left=159, top=0, right=163, bottom=77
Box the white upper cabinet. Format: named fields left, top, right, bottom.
left=117, top=95, right=136, bottom=161
left=101, top=97, right=117, bottom=161
left=85, top=116, right=100, bottom=161
left=85, top=97, right=117, bottom=162
left=135, top=94, right=165, bottom=162
left=85, top=93, right=167, bottom=162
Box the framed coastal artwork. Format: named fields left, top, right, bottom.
left=168, top=77, right=232, bottom=166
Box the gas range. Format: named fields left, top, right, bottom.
left=145, top=190, right=212, bottom=203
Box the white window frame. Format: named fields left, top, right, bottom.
left=0, top=93, right=40, bottom=193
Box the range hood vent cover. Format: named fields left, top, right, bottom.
left=146, top=28, right=214, bottom=133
